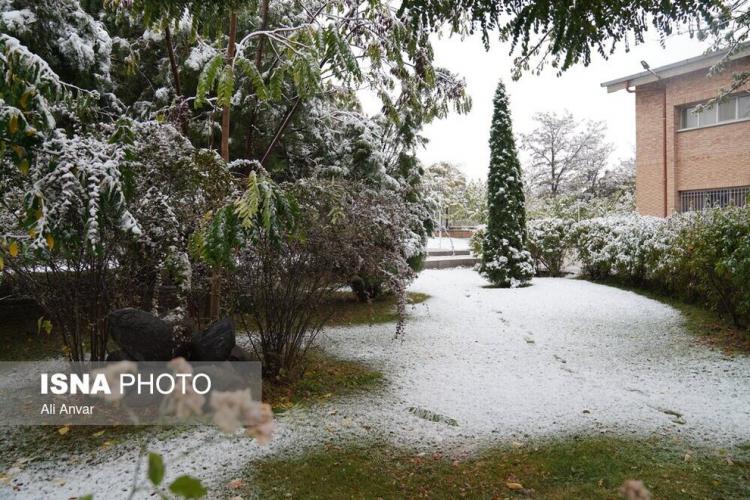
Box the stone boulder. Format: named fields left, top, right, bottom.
left=191, top=318, right=236, bottom=361
left=108, top=308, right=185, bottom=361
left=105, top=350, right=131, bottom=362
left=228, top=345, right=258, bottom=362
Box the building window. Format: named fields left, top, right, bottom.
left=679, top=186, right=750, bottom=212
left=679, top=93, right=750, bottom=130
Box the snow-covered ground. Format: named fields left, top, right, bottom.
left=4, top=269, right=750, bottom=499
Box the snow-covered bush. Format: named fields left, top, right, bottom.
left=1, top=130, right=140, bottom=360
left=469, top=225, right=485, bottom=257
left=569, top=214, right=664, bottom=283
left=230, top=179, right=418, bottom=379
left=569, top=208, right=750, bottom=329
left=526, top=217, right=573, bottom=276
left=1, top=122, right=235, bottom=360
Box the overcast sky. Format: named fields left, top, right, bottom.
left=366, top=31, right=712, bottom=180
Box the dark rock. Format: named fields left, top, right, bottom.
left=191, top=318, right=235, bottom=361
left=108, top=308, right=181, bottom=361
left=105, top=350, right=131, bottom=362
left=228, top=345, right=259, bottom=362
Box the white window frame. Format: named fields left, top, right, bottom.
left=678, top=93, right=750, bottom=131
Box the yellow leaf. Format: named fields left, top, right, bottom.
left=92, top=430, right=105, bottom=437
left=7, top=114, right=18, bottom=134
left=506, top=482, right=524, bottom=490
left=45, top=234, right=55, bottom=250
left=0, top=256, right=3, bottom=271
left=8, top=241, right=18, bottom=258
left=58, top=425, right=70, bottom=435
left=19, top=158, right=29, bottom=175
left=227, top=479, right=245, bottom=490
left=19, top=90, right=32, bottom=110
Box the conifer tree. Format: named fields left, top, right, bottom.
left=479, top=80, right=534, bottom=287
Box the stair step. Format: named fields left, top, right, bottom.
left=424, top=255, right=479, bottom=269
left=427, top=249, right=471, bottom=257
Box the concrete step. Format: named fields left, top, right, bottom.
left=424, top=255, right=479, bottom=269
left=427, top=249, right=471, bottom=257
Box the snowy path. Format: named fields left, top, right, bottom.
left=4, top=269, right=750, bottom=499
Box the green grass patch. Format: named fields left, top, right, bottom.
left=0, top=302, right=63, bottom=361
left=323, top=291, right=430, bottom=327
left=263, top=349, right=382, bottom=412
left=588, top=279, right=750, bottom=354
left=239, top=437, right=750, bottom=499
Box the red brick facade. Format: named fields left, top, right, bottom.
left=634, top=58, right=750, bottom=216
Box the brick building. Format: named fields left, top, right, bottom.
left=602, top=46, right=750, bottom=216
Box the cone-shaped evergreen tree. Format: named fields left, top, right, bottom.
left=479, top=80, right=534, bottom=287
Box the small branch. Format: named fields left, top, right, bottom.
left=164, top=26, right=182, bottom=97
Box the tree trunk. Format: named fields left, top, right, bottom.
left=244, top=0, right=271, bottom=158
left=221, top=12, right=238, bottom=162
left=211, top=12, right=238, bottom=321
left=164, top=26, right=188, bottom=133
left=164, top=26, right=182, bottom=96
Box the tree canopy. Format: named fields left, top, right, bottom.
left=398, top=0, right=721, bottom=77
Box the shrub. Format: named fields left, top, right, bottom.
left=568, top=208, right=750, bottom=330
left=231, top=179, right=417, bottom=380
left=470, top=226, right=485, bottom=257
left=0, top=123, right=234, bottom=360
left=526, top=218, right=572, bottom=276
left=669, top=209, right=750, bottom=327
left=568, top=214, right=664, bottom=283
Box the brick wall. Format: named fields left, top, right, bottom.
left=635, top=58, right=750, bottom=215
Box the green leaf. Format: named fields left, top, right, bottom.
left=217, top=65, right=234, bottom=108
left=195, top=54, right=224, bottom=108
left=269, top=66, right=286, bottom=100
left=148, top=452, right=165, bottom=486
left=236, top=57, right=269, bottom=100
left=169, top=475, right=207, bottom=498
left=234, top=172, right=261, bottom=228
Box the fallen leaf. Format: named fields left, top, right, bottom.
left=227, top=479, right=245, bottom=490
left=58, top=426, right=70, bottom=435
left=92, top=430, right=105, bottom=437
left=506, top=482, right=524, bottom=490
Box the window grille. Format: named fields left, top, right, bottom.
left=679, top=186, right=750, bottom=212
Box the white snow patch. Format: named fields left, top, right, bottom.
left=5, top=269, right=750, bottom=498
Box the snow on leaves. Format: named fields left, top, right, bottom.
left=24, top=130, right=139, bottom=250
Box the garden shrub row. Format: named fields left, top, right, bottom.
left=527, top=207, right=750, bottom=330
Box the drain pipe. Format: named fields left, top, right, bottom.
left=661, top=86, right=667, bottom=217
